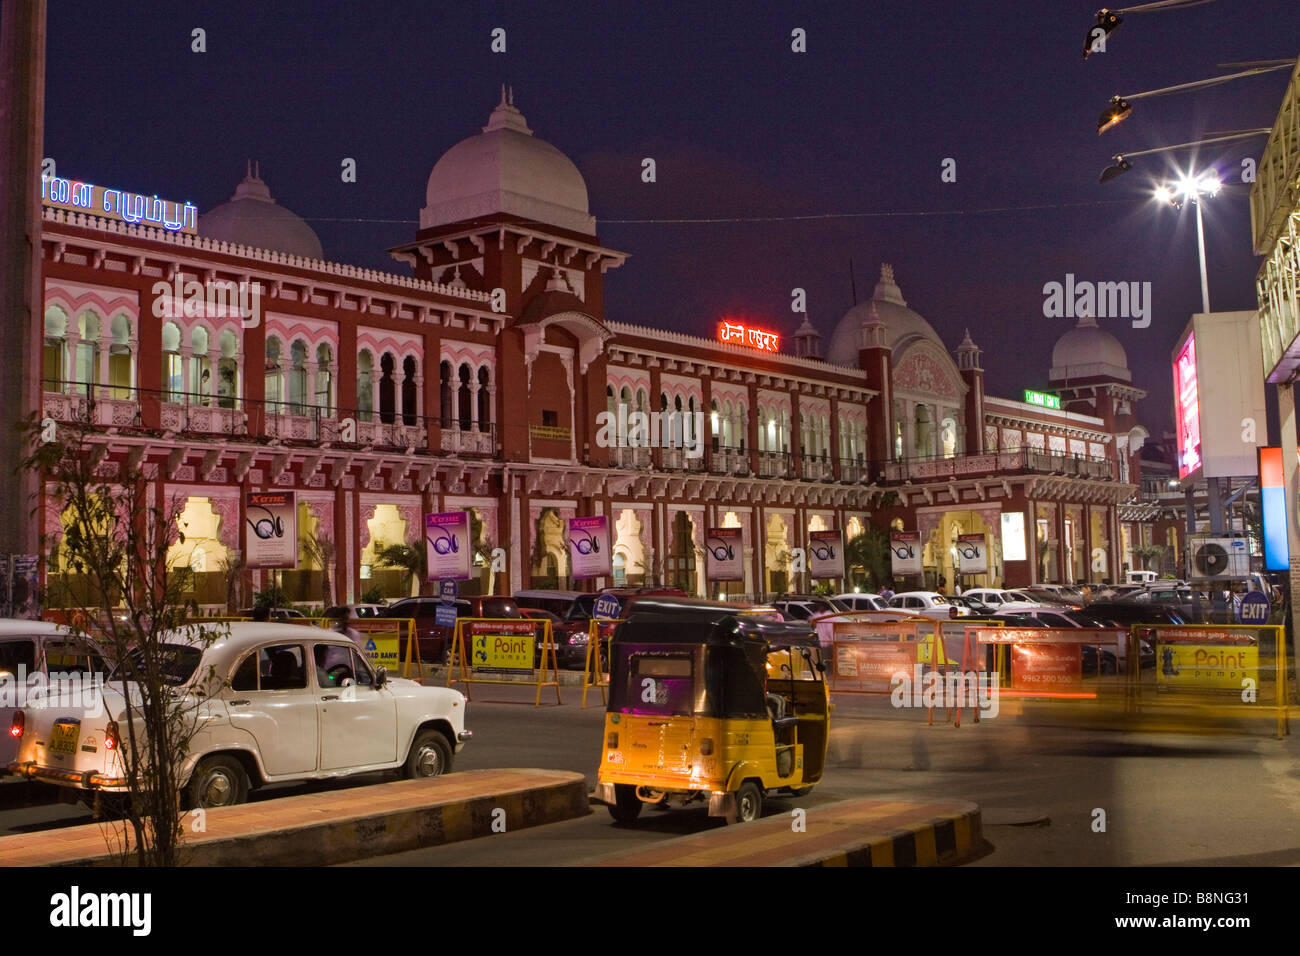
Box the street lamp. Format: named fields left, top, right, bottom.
left=1097, top=62, right=1293, bottom=135
left=1097, top=129, right=1269, bottom=184
left=1155, top=167, right=1221, bottom=313
left=1082, top=0, right=1221, bottom=61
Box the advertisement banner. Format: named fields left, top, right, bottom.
left=1157, top=643, right=1259, bottom=689
left=809, top=530, right=845, bottom=580
left=245, top=491, right=297, bottom=568
left=705, top=527, right=744, bottom=582
left=1174, top=334, right=1202, bottom=480
left=1011, top=644, right=1082, bottom=692
left=890, top=531, right=922, bottom=576
left=568, top=516, right=611, bottom=579
left=833, top=641, right=915, bottom=691
left=956, top=533, right=988, bottom=574
left=1000, top=512, right=1027, bottom=562
left=469, top=620, right=536, bottom=675
left=11, top=555, right=39, bottom=620
left=359, top=633, right=400, bottom=672
left=425, top=511, right=472, bottom=582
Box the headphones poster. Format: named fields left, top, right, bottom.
left=808, top=530, right=845, bottom=579
left=245, top=491, right=297, bottom=568
left=890, top=530, right=922, bottom=576
left=568, top=515, right=611, bottom=579
left=425, top=511, right=472, bottom=581
left=956, top=533, right=989, bottom=574
left=705, top=527, right=744, bottom=582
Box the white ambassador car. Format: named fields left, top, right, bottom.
left=8, top=622, right=471, bottom=808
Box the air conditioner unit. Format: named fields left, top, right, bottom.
left=1188, top=537, right=1249, bottom=580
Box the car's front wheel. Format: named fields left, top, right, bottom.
left=404, top=730, right=453, bottom=779
left=186, top=755, right=250, bottom=809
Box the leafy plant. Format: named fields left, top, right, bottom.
left=845, top=526, right=892, bottom=590
left=373, top=539, right=429, bottom=597
left=360, top=585, right=385, bottom=605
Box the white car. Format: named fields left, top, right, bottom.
left=7, top=622, right=471, bottom=808
left=830, top=593, right=888, bottom=611
left=0, top=620, right=107, bottom=773
left=963, top=588, right=1033, bottom=608
left=887, top=591, right=969, bottom=620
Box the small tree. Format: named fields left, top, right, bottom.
left=23, top=416, right=227, bottom=866
left=373, top=538, right=428, bottom=596
left=1133, top=544, right=1166, bottom=571
left=845, top=526, right=892, bottom=591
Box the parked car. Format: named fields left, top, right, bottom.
left=324, top=604, right=388, bottom=620
left=384, top=595, right=523, bottom=664
left=962, top=588, right=1032, bottom=609
left=513, top=589, right=584, bottom=618
left=888, top=591, right=968, bottom=620
left=550, top=587, right=689, bottom=654
left=771, top=597, right=846, bottom=621
left=830, top=592, right=888, bottom=611
left=237, top=607, right=307, bottom=622
left=0, top=621, right=108, bottom=774
left=950, top=594, right=996, bottom=615
left=1016, top=586, right=1080, bottom=607
left=1112, top=586, right=1205, bottom=622
left=519, top=607, right=589, bottom=669
left=8, top=622, right=471, bottom=808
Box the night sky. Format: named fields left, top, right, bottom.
left=44, top=1, right=1300, bottom=438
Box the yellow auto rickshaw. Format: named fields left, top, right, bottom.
left=592, top=598, right=829, bottom=824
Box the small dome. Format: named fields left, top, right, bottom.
left=421, top=88, right=594, bottom=234
left=1049, top=314, right=1130, bottom=383
left=199, top=162, right=323, bottom=260
left=826, top=264, right=946, bottom=364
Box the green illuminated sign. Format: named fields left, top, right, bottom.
left=1024, top=389, right=1061, bottom=410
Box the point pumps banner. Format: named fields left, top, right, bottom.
left=705, top=527, right=745, bottom=582
left=245, top=491, right=297, bottom=568
left=808, top=530, right=845, bottom=579
left=568, top=516, right=611, bottom=579
left=425, top=511, right=472, bottom=582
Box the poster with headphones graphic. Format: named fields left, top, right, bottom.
left=890, top=531, right=922, bottom=576
left=425, top=511, right=472, bottom=581
left=956, top=533, right=989, bottom=574
left=808, top=530, right=845, bottom=580
left=705, top=527, right=744, bottom=582
left=245, top=491, right=297, bottom=568
left=568, top=515, right=611, bottom=579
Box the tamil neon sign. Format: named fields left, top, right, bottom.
left=1023, top=389, right=1061, bottom=410
left=718, top=320, right=780, bottom=352
left=40, top=176, right=198, bottom=234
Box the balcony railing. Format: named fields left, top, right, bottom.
left=709, top=447, right=750, bottom=475
left=438, top=420, right=496, bottom=456
left=878, top=448, right=1117, bottom=483
left=758, top=451, right=791, bottom=478
left=611, top=446, right=652, bottom=469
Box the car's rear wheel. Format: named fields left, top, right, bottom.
left=404, top=730, right=453, bottom=779
left=186, top=755, right=250, bottom=809
left=608, top=783, right=642, bottom=824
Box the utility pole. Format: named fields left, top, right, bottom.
left=0, top=0, right=46, bottom=563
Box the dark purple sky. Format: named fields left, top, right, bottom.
left=45, top=0, right=1300, bottom=437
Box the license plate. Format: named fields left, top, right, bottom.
left=49, top=721, right=80, bottom=757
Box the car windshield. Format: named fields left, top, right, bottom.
left=568, top=594, right=599, bottom=619
left=108, top=643, right=204, bottom=686
left=930, top=595, right=949, bottom=605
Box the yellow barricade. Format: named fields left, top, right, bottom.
left=446, top=616, right=562, bottom=706
left=581, top=617, right=622, bottom=709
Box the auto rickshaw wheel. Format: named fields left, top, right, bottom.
left=609, top=784, right=643, bottom=824
left=735, top=781, right=764, bottom=823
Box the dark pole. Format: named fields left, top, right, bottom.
left=0, top=0, right=46, bottom=562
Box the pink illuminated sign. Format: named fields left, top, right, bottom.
left=718, top=321, right=780, bottom=353
left=1174, top=335, right=1202, bottom=479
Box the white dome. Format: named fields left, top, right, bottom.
left=1049, top=314, right=1130, bottom=383
left=825, top=264, right=947, bottom=364
left=198, top=163, right=323, bottom=260
left=421, top=89, right=594, bottom=234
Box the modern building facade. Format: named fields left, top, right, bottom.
left=34, top=92, right=1159, bottom=611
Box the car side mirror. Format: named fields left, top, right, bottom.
left=374, top=666, right=388, bottom=688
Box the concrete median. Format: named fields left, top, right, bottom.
left=0, top=769, right=589, bottom=867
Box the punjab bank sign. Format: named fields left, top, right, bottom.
left=718, top=320, right=780, bottom=353
left=705, top=527, right=744, bottom=582
left=425, top=511, right=471, bottom=582
left=568, top=516, right=611, bottom=579
left=244, top=492, right=296, bottom=568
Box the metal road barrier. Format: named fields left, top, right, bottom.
left=581, top=617, right=621, bottom=709
left=446, top=617, right=563, bottom=706
left=972, top=625, right=1130, bottom=699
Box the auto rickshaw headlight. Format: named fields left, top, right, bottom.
left=606, top=732, right=618, bottom=748
left=699, top=738, right=713, bottom=756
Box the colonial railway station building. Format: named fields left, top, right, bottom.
left=35, top=93, right=1159, bottom=610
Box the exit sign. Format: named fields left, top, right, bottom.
left=1024, top=389, right=1061, bottom=410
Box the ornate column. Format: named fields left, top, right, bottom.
left=180, top=345, right=193, bottom=404
left=208, top=348, right=221, bottom=405
left=96, top=326, right=110, bottom=400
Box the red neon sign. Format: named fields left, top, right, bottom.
left=718, top=320, right=780, bottom=353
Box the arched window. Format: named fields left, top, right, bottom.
left=607, top=385, right=616, bottom=415
left=108, top=314, right=134, bottom=400
left=190, top=326, right=211, bottom=406
left=357, top=350, right=374, bottom=422
left=821, top=414, right=830, bottom=459
left=402, top=356, right=418, bottom=426
left=263, top=336, right=284, bottom=413
left=217, top=329, right=239, bottom=409
left=439, top=360, right=453, bottom=425
left=379, top=353, right=396, bottom=424
left=43, top=306, right=68, bottom=391
left=710, top=399, right=720, bottom=452
left=477, top=366, right=490, bottom=432
left=636, top=388, right=647, bottom=413
left=73, top=312, right=100, bottom=397
left=163, top=322, right=184, bottom=404
left=287, top=339, right=308, bottom=414
left=457, top=363, right=472, bottom=431
left=737, top=403, right=747, bottom=452
left=757, top=405, right=767, bottom=452
left=316, top=343, right=333, bottom=415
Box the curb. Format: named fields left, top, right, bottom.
left=0, top=769, right=589, bottom=867
left=592, top=798, right=985, bottom=867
